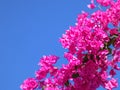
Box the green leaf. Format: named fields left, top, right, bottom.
left=72, top=73, right=79, bottom=78
left=65, top=80, right=69, bottom=87
left=83, top=54, right=89, bottom=63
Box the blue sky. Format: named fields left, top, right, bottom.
left=0, top=0, right=119, bottom=90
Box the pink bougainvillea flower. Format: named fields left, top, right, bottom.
left=38, top=55, right=59, bottom=67
left=87, top=3, right=96, bottom=9
left=105, top=78, right=118, bottom=90
left=20, top=78, right=38, bottom=90
left=35, top=68, right=48, bottom=80
left=96, top=0, right=113, bottom=6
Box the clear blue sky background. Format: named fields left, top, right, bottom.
left=0, top=0, right=119, bottom=90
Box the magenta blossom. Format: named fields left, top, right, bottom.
left=20, top=78, right=38, bottom=90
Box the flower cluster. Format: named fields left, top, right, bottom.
left=21, top=0, right=120, bottom=90
left=20, top=78, right=38, bottom=90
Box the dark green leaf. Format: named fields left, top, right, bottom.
left=72, top=73, right=79, bottom=78
left=83, top=54, right=89, bottom=63
left=65, top=80, right=69, bottom=87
